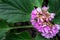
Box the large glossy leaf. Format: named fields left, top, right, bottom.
left=5, top=31, right=33, bottom=40
left=48, top=0, right=60, bottom=24
left=35, top=33, right=49, bottom=40
left=0, top=0, right=43, bottom=23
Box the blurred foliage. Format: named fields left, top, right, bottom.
left=0, top=20, right=10, bottom=40
left=5, top=31, right=33, bottom=40
left=48, top=0, right=60, bottom=24
left=35, top=33, right=49, bottom=40
left=0, top=0, right=43, bottom=23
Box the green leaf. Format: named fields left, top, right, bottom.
left=0, top=20, right=10, bottom=40
left=0, top=20, right=8, bottom=29
left=48, top=0, right=60, bottom=24
left=0, top=0, right=43, bottom=23
left=35, top=33, right=49, bottom=40
left=0, top=29, right=9, bottom=40
left=5, top=31, right=33, bottom=40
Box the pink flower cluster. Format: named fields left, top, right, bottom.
left=30, top=6, right=60, bottom=38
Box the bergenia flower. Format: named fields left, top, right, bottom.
left=30, top=6, right=60, bottom=38
left=42, top=6, right=49, bottom=12
left=41, top=24, right=60, bottom=38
